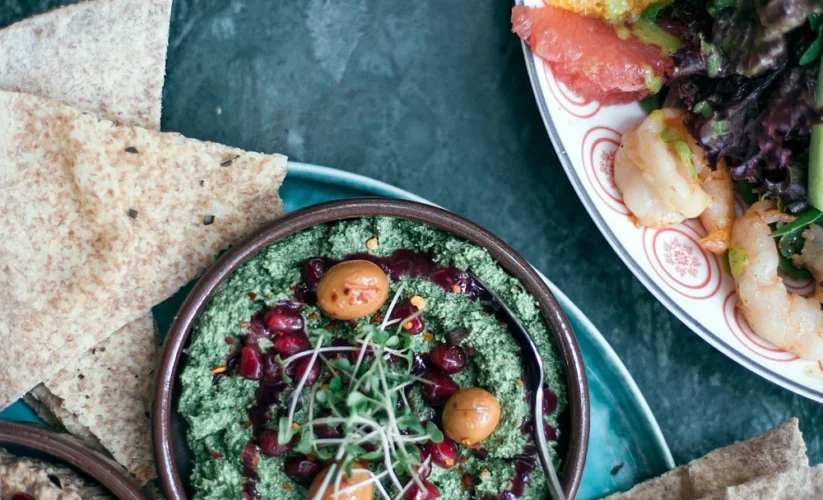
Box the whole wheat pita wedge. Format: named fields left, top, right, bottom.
left=698, top=465, right=823, bottom=500
left=0, top=0, right=172, bottom=481
left=28, top=316, right=160, bottom=483
left=0, top=0, right=171, bottom=130
left=604, top=467, right=692, bottom=500
left=0, top=90, right=287, bottom=411
left=604, top=418, right=808, bottom=500
left=23, top=389, right=105, bottom=452
left=687, top=418, right=808, bottom=497
left=36, top=315, right=161, bottom=484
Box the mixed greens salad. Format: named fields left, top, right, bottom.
left=655, top=0, right=823, bottom=214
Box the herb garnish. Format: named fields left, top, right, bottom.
left=276, top=285, right=442, bottom=499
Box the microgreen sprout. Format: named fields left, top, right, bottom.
left=281, top=284, right=441, bottom=498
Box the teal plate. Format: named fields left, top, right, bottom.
left=0, top=163, right=674, bottom=499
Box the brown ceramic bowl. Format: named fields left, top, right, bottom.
left=154, top=198, right=590, bottom=499
left=0, top=422, right=144, bottom=499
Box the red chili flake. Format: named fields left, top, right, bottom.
left=465, top=344, right=477, bottom=356
left=370, top=313, right=383, bottom=324
left=308, top=312, right=319, bottom=321
left=239, top=420, right=252, bottom=428
left=323, top=322, right=337, bottom=332
left=282, top=484, right=292, bottom=491
left=211, top=451, right=224, bottom=459
left=247, top=291, right=257, bottom=300
left=224, top=336, right=235, bottom=345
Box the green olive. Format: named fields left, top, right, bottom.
left=316, top=260, right=389, bottom=320
left=307, top=462, right=373, bottom=500
left=442, top=387, right=501, bottom=447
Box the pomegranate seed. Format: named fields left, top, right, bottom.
left=302, top=258, right=327, bottom=286
left=314, top=422, right=342, bottom=439
left=238, top=346, right=263, bottom=380
left=384, top=352, right=407, bottom=369
left=258, top=429, right=294, bottom=457
left=391, top=302, right=424, bottom=335
left=242, top=441, right=259, bottom=469
left=263, top=306, right=305, bottom=333
left=420, top=369, right=458, bottom=404
left=262, top=354, right=283, bottom=383
left=542, top=385, right=558, bottom=415
left=412, top=353, right=432, bottom=375
left=404, top=480, right=440, bottom=500
left=425, top=438, right=458, bottom=469
left=289, top=356, right=320, bottom=385
left=283, top=457, right=323, bottom=485
left=272, top=332, right=311, bottom=357
left=244, top=321, right=270, bottom=345
left=429, top=344, right=466, bottom=375
left=543, top=422, right=558, bottom=442
left=242, top=483, right=260, bottom=500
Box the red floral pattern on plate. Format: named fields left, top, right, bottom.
left=662, top=239, right=700, bottom=278
left=642, top=225, right=722, bottom=299
left=581, top=127, right=629, bottom=215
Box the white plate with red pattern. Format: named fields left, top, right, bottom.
left=516, top=0, right=823, bottom=401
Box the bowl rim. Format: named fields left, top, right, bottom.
left=153, top=198, right=590, bottom=499
left=0, top=421, right=144, bottom=499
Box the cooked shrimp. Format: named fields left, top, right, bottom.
left=698, top=160, right=734, bottom=254
left=729, top=201, right=823, bottom=360
left=792, top=224, right=823, bottom=302
left=614, top=109, right=711, bottom=228
left=615, top=109, right=734, bottom=253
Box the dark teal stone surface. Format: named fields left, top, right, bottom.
left=4, top=0, right=822, bottom=469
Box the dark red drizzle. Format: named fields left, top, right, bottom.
left=294, top=250, right=481, bottom=304
left=504, top=456, right=537, bottom=499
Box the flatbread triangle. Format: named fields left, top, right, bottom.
left=0, top=0, right=173, bottom=483
left=0, top=88, right=287, bottom=475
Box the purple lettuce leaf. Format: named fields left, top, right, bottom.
left=664, top=0, right=823, bottom=211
